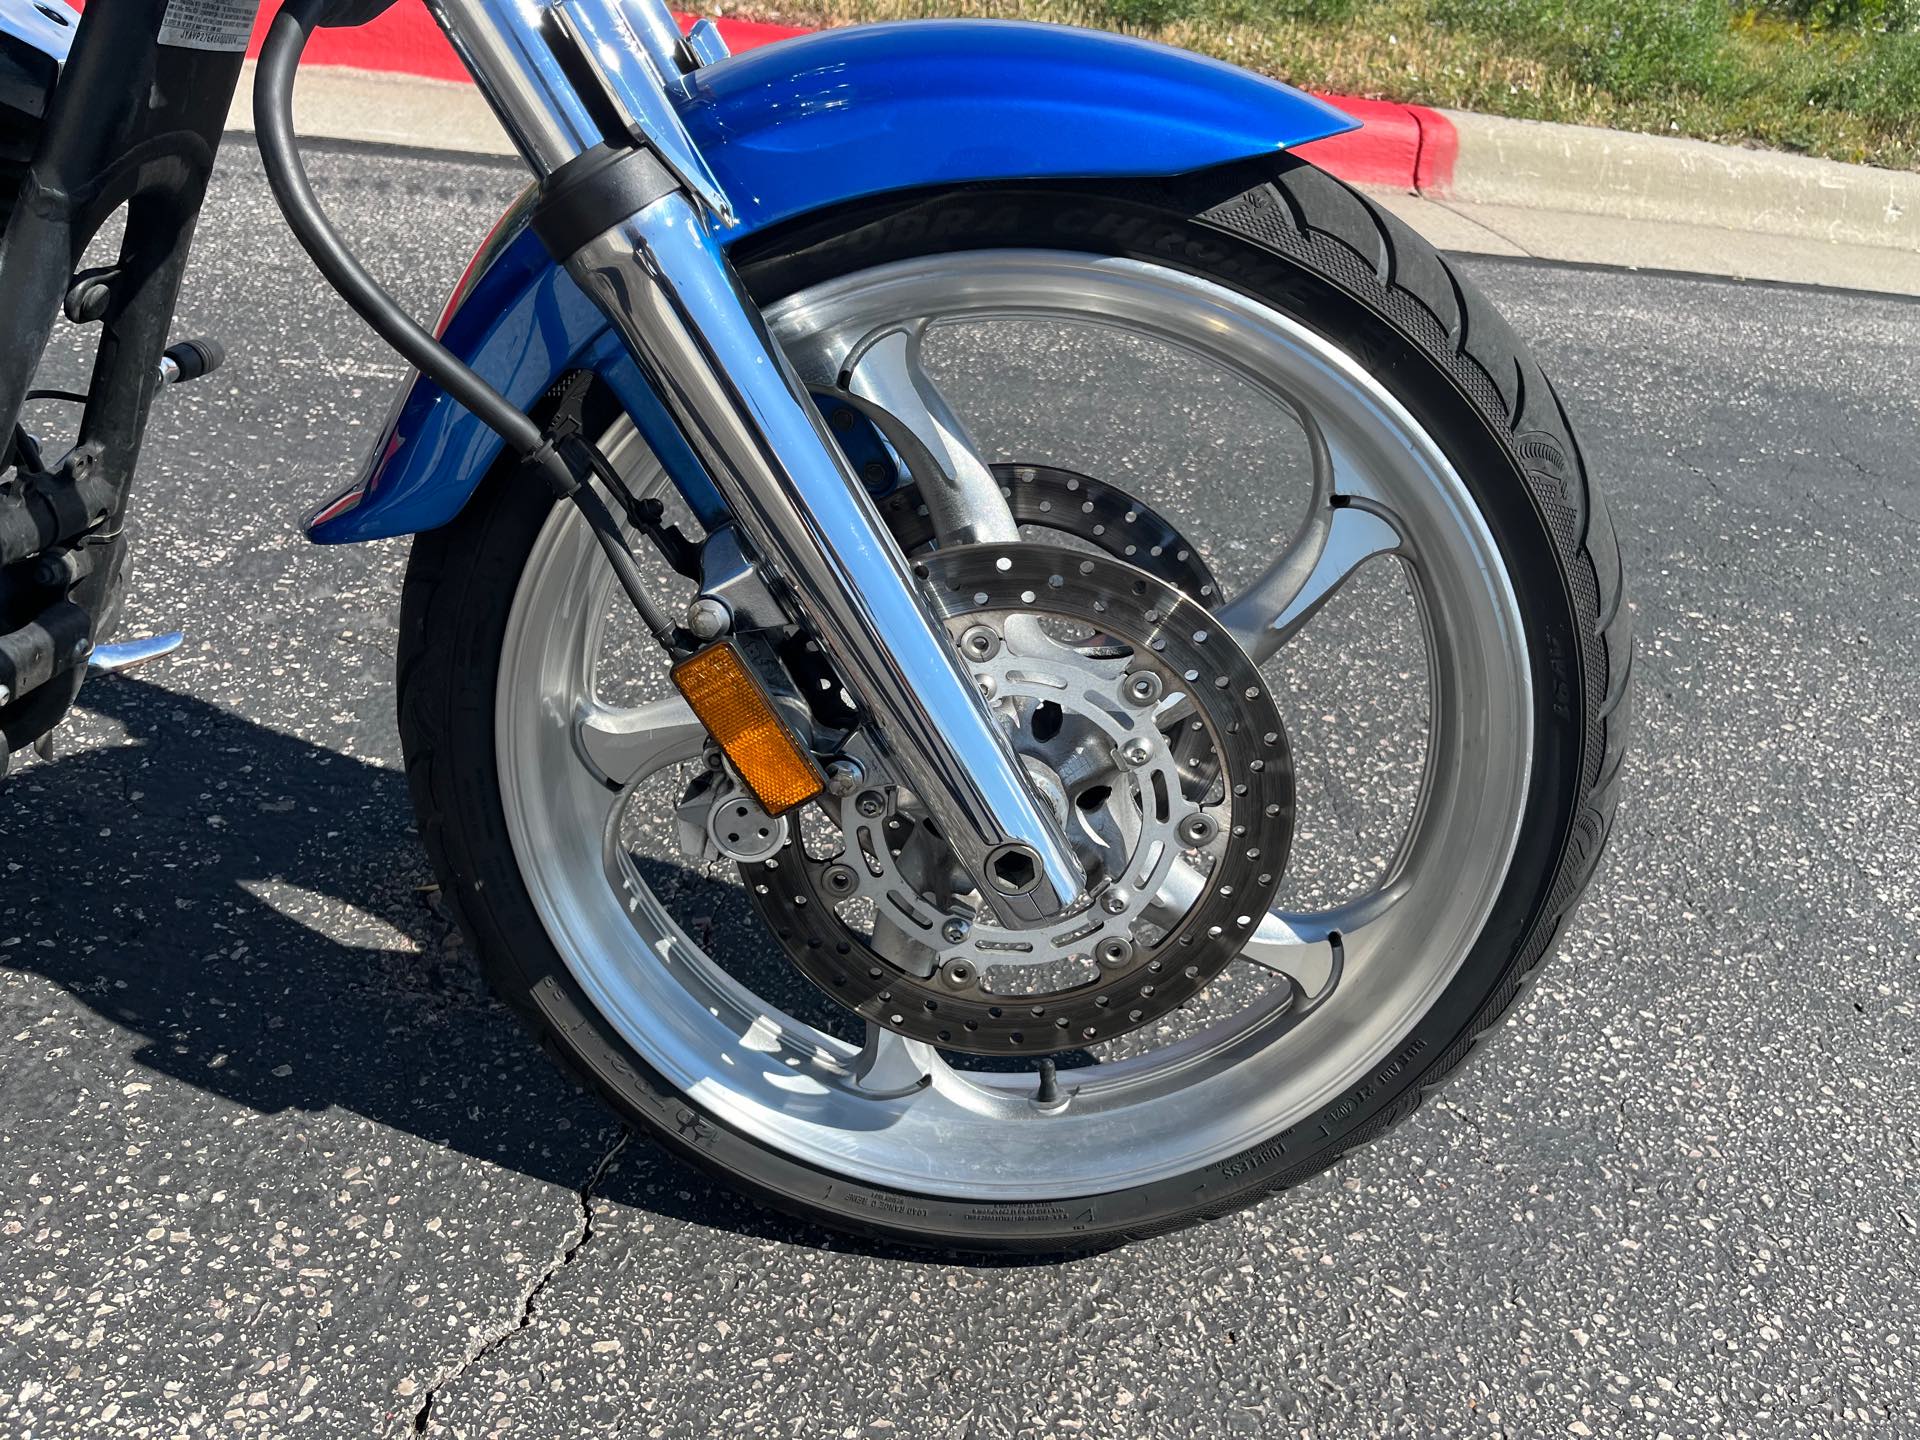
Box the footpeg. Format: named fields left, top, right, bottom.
left=88, top=630, right=184, bottom=674
left=158, top=337, right=224, bottom=386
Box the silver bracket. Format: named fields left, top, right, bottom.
left=697, top=527, right=786, bottom=634
left=681, top=17, right=731, bottom=68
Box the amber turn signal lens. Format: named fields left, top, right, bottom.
left=670, top=642, right=824, bottom=817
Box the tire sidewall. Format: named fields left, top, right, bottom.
left=406, top=173, right=1593, bottom=1251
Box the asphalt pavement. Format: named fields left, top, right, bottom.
left=2, top=141, right=1917, bottom=1439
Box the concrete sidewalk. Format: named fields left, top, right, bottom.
left=1366, top=187, right=1920, bottom=297
left=1374, top=108, right=1920, bottom=295
left=237, top=56, right=1920, bottom=297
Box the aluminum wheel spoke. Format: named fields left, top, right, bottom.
left=841, top=319, right=1018, bottom=547
left=573, top=694, right=705, bottom=789
left=1151, top=862, right=1399, bottom=1006
left=1220, top=502, right=1405, bottom=665
left=850, top=1023, right=942, bottom=1098
left=1233, top=886, right=1400, bottom=1006
left=1217, top=408, right=1407, bottom=665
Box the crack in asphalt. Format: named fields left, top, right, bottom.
left=409, top=1127, right=632, bottom=1434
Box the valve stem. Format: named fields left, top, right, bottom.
left=1035, top=1058, right=1060, bottom=1105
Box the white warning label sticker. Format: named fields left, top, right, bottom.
left=157, top=0, right=257, bottom=52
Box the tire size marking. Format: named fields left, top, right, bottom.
left=1316, top=1035, right=1430, bottom=1137
left=842, top=1192, right=930, bottom=1220
left=1219, top=1132, right=1295, bottom=1182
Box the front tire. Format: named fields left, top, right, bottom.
left=398, top=155, right=1630, bottom=1251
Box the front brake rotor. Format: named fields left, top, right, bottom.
left=746, top=542, right=1294, bottom=1057
left=880, top=463, right=1223, bottom=606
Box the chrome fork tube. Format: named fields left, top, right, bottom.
left=426, top=0, right=1086, bottom=920
left=570, top=200, right=1086, bottom=919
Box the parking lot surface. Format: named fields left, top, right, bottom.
left=2, top=142, right=1917, bottom=1438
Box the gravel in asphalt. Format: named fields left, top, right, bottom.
left=2, top=142, right=1917, bottom=1438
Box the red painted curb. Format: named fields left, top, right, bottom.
left=70, top=2, right=803, bottom=78
left=96, top=1, right=1451, bottom=191
left=216, top=1, right=803, bottom=77
left=1412, top=108, right=1458, bottom=192
left=1294, top=95, right=1456, bottom=193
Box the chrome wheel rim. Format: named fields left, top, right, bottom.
left=496, top=251, right=1532, bottom=1201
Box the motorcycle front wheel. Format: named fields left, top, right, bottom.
left=397, top=156, right=1631, bottom=1251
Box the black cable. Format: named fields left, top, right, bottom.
left=252, top=0, right=676, bottom=645
left=24, top=389, right=89, bottom=405
left=568, top=462, right=680, bottom=646
left=254, top=0, right=549, bottom=462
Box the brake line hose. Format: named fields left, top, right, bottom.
left=253, top=0, right=677, bottom=645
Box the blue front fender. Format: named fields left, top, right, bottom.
left=307, top=21, right=1355, bottom=543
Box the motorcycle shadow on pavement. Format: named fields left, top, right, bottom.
left=5, top=673, right=1041, bottom=1262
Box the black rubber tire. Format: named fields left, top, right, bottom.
left=397, top=155, right=1631, bottom=1253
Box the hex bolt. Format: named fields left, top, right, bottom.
left=986, top=844, right=1041, bottom=895
left=1101, top=886, right=1133, bottom=916
left=976, top=674, right=998, bottom=700
left=823, top=757, right=864, bottom=796
left=32, top=552, right=78, bottom=589
left=1178, top=812, right=1220, bottom=846
left=684, top=596, right=731, bottom=642
left=1124, top=671, right=1162, bottom=706
left=958, top=624, right=1000, bottom=662
left=1118, top=737, right=1154, bottom=769
left=854, top=789, right=887, bottom=819
left=940, top=916, right=971, bottom=944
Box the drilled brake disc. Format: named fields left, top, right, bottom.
left=746, top=543, right=1294, bottom=1057
left=879, top=463, right=1223, bottom=607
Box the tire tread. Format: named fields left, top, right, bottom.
left=395, top=153, right=1631, bottom=1252
left=1187, top=156, right=1631, bottom=1175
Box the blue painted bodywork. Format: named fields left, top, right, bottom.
left=308, top=21, right=1356, bottom=543
left=0, top=0, right=75, bottom=120
left=679, top=21, right=1355, bottom=237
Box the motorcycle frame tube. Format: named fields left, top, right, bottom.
left=428, top=0, right=1088, bottom=919
left=0, top=0, right=241, bottom=751
left=0, top=0, right=237, bottom=458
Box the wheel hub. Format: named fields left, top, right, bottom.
left=746, top=543, right=1295, bottom=1055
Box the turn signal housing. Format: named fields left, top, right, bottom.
left=670, top=641, right=825, bottom=816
